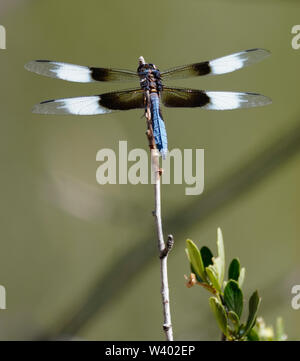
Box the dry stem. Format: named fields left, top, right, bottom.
left=144, top=90, right=174, bottom=341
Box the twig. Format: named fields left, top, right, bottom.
left=145, top=90, right=174, bottom=341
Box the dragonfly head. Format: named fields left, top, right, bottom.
left=138, top=56, right=146, bottom=65
left=137, top=57, right=159, bottom=78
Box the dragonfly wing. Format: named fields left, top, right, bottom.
left=32, top=88, right=144, bottom=115
left=25, top=60, right=138, bottom=83
left=161, top=48, right=270, bottom=80
left=162, top=87, right=271, bottom=110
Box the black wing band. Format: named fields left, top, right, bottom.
left=32, top=88, right=145, bottom=115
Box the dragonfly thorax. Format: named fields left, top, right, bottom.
left=137, top=62, right=162, bottom=93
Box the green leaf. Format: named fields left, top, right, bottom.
left=190, top=263, right=203, bottom=282
left=213, top=257, right=223, bottom=287
left=186, top=247, right=203, bottom=282
left=186, top=239, right=206, bottom=281
left=228, top=311, right=240, bottom=333
left=209, top=297, right=228, bottom=336
left=206, top=265, right=222, bottom=293
left=214, top=228, right=225, bottom=285
left=228, top=258, right=240, bottom=281
left=224, top=280, right=243, bottom=318
left=247, top=328, right=260, bottom=341
left=185, top=248, right=190, bottom=262
left=200, top=246, right=213, bottom=268
left=238, top=267, right=246, bottom=288
left=243, top=290, right=261, bottom=337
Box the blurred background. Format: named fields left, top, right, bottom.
left=0, top=0, right=300, bottom=340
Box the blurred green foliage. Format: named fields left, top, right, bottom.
left=185, top=229, right=287, bottom=341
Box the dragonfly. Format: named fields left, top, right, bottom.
left=25, top=48, right=271, bottom=158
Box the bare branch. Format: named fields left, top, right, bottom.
left=145, top=90, right=173, bottom=341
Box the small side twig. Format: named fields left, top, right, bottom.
left=160, top=235, right=174, bottom=259
left=144, top=90, right=174, bottom=341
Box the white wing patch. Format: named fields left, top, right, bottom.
left=210, top=54, right=244, bottom=75
left=50, top=62, right=93, bottom=83
left=25, top=61, right=94, bottom=83
left=33, top=96, right=112, bottom=115
left=205, top=92, right=271, bottom=110
left=209, top=49, right=270, bottom=75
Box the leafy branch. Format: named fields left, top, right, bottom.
left=185, top=228, right=287, bottom=341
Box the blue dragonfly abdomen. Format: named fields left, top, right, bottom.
left=150, top=93, right=168, bottom=159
